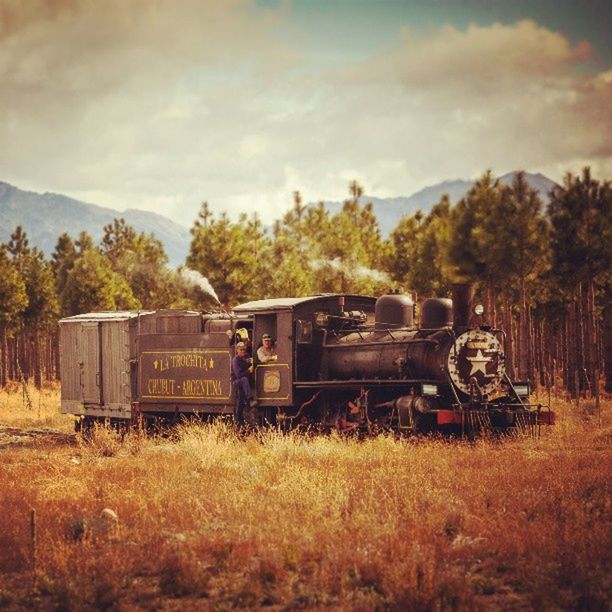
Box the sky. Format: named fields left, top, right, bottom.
left=1, top=0, right=611, bottom=228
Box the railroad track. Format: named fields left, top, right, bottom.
left=0, top=425, right=76, bottom=449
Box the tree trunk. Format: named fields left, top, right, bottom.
left=560, top=319, right=567, bottom=391
left=566, top=304, right=576, bottom=395
left=536, top=319, right=545, bottom=387
left=502, top=291, right=514, bottom=379
left=46, top=331, right=54, bottom=382
left=487, top=279, right=497, bottom=328
left=53, top=327, right=61, bottom=381
left=526, top=303, right=533, bottom=385
left=8, top=335, right=15, bottom=382
left=0, top=326, right=7, bottom=387
left=17, top=332, right=26, bottom=381
left=511, top=307, right=518, bottom=377
left=33, top=329, right=42, bottom=389
left=584, top=278, right=597, bottom=395
left=518, top=276, right=528, bottom=380
left=575, top=284, right=586, bottom=395
left=605, top=304, right=612, bottom=393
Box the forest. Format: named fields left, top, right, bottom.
left=0, top=168, right=609, bottom=396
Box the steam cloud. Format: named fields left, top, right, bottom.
left=180, top=268, right=220, bottom=304
left=311, top=257, right=389, bottom=284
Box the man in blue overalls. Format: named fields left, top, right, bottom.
left=231, top=341, right=253, bottom=427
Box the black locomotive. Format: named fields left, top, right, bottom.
left=59, top=284, right=554, bottom=434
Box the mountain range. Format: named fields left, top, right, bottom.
left=0, top=182, right=191, bottom=267
left=0, top=172, right=557, bottom=267
left=323, top=172, right=557, bottom=235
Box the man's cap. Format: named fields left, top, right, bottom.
left=262, top=333, right=272, bottom=341
left=236, top=342, right=246, bottom=350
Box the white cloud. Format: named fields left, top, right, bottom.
left=0, top=6, right=609, bottom=230
left=292, top=19, right=611, bottom=198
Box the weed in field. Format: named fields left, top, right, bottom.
left=158, top=545, right=211, bottom=598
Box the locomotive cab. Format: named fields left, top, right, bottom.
left=234, top=295, right=378, bottom=410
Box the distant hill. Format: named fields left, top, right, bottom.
left=0, top=182, right=191, bottom=267
left=0, top=172, right=558, bottom=263
left=322, top=172, right=558, bottom=236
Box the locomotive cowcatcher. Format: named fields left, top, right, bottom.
left=59, top=284, right=554, bottom=435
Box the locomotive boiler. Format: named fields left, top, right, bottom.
left=319, top=290, right=516, bottom=432
left=59, top=284, right=554, bottom=434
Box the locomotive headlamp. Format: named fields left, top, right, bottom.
left=422, top=383, right=438, bottom=396
left=473, top=304, right=484, bottom=316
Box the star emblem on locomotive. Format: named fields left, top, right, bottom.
left=466, top=349, right=492, bottom=375
left=447, top=329, right=505, bottom=396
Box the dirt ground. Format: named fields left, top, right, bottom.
left=0, top=425, right=75, bottom=449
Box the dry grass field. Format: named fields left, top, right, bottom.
left=0, top=385, right=610, bottom=610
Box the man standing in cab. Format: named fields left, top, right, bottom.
left=257, top=333, right=278, bottom=363
left=232, top=341, right=254, bottom=427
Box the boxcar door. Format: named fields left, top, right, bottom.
left=80, top=322, right=102, bottom=404
left=101, top=320, right=131, bottom=413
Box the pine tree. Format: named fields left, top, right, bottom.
left=415, top=197, right=452, bottom=298
left=503, top=172, right=549, bottom=381
left=7, top=225, right=30, bottom=266
left=187, top=204, right=272, bottom=305
left=75, top=231, right=94, bottom=253
left=548, top=167, right=611, bottom=394
left=0, top=247, right=27, bottom=386
left=386, top=212, right=421, bottom=288
left=268, top=192, right=316, bottom=296
left=20, top=248, right=59, bottom=386
left=313, top=182, right=389, bottom=295
left=270, top=219, right=313, bottom=297
left=61, top=248, right=139, bottom=314
left=101, top=218, right=172, bottom=308
left=52, top=233, right=77, bottom=314
left=447, top=171, right=506, bottom=324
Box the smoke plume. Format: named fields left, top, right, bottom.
left=180, top=268, right=220, bottom=304
left=311, top=257, right=389, bottom=284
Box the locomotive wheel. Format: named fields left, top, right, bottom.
left=412, top=410, right=436, bottom=435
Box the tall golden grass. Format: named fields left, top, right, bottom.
left=0, top=387, right=610, bottom=609
left=0, top=382, right=72, bottom=431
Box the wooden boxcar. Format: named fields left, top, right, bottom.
left=59, top=310, right=202, bottom=422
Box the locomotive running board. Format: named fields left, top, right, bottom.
left=293, top=379, right=441, bottom=389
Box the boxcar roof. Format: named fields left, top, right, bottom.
left=233, top=295, right=375, bottom=313
left=59, top=311, right=155, bottom=323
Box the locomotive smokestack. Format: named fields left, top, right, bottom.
left=452, top=283, right=472, bottom=329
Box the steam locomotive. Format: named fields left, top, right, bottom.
left=59, top=284, right=554, bottom=434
